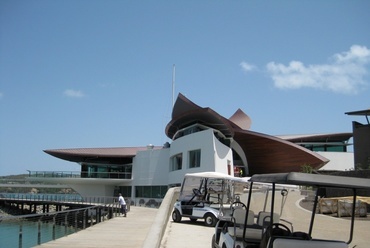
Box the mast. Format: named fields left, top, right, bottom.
left=172, top=64, right=175, bottom=108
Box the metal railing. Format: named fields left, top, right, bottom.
left=0, top=194, right=132, bottom=207
left=27, top=171, right=132, bottom=179
left=0, top=203, right=122, bottom=248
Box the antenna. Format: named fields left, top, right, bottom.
left=172, top=64, right=175, bottom=107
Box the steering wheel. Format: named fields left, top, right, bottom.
left=271, top=223, right=291, bottom=236
left=230, top=201, right=247, bottom=211
left=281, top=189, right=288, bottom=196
left=192, top=188, right=201, bottom=196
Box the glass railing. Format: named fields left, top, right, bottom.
left=27, top=171, right=132, bottom=179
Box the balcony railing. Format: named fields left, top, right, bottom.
left=27, top=171, right=132, bottom=179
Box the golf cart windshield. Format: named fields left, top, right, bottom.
left=179, top=172, right=249, bottom=205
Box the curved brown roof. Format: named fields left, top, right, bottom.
left=44, top=147, right=161, bottom=164
left=229, top=109, right=252, bottom=130
left=166, top=93, right=329, bottom=174
left=165, top=93, right=235, bottom=138
left=279, top=133, right=352, bottom=143
left=233, top=130, right=328, bottom=174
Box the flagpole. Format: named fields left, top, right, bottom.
left=172, top=64, right=175, bottom=108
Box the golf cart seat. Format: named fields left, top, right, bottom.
left=272, top=238, right=347, bottom=248
left=257, top=212, right=280, bottom=227
left=228, top=209, right=263, bottom=241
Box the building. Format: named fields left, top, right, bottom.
left=345, top=109, right=370, bottom=170
left=29, top=94, right=353, bottom=206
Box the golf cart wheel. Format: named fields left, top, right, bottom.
left=172, top=209, right=182, bottom=222
left=204, top=213, right=217, bottom=227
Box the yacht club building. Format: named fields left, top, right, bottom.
left=30, top=94, right=354, bottom=206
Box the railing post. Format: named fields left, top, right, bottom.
left=98, top=207, right=102, bottom=223
left=53, top=214, right=56, bottom=240
left=83, top=209, right=87, bottom=229
left=18, top=220, right=23, bottom=248
left=64, top=213, right=68, bottom=235
left=38, top=218, right=41, bottom=245
left=90, top=210, right=93, bottom=227
left=74, top=211, right=78, bottom=232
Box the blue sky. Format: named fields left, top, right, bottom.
left=1, top=1, right=369, bottom=176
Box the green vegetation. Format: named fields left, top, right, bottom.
left=301, top=164, right=314, bottom=174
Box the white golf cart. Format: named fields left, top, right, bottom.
left=172, top=172, right=249, bottom=227
left=212, top=172, right=370, bottom=248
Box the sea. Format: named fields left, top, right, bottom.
left=0, top=220, right=75, bottom=248
left=0, top=193, right=83, bottom=248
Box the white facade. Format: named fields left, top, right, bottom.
left=317, top=151, right=354, bottom=171
left=167, top=129, right=234, bottom=186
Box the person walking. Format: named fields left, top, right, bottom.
left=118, top=193, right=127, bottom=217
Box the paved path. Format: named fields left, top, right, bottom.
left=160, top=190, right=370, bottom=248
left=36, top=207, right=158, bottom=248
left=36, top=190, right=370, bottom=248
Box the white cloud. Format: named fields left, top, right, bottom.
left=266, top=45, right=370, bottom=94
left=64, top=89, right=85, bottom=98
left=240, top=61, right=256, bottom=73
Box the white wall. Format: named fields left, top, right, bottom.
left=168, top=129, right=233, bottom=185
left=70, top=183, right=115, bottom=199
left=317, top=151, right=354, bottom=171
left=132, top=148, right=170, bottom=186
left=213, top=135, right=234, bottom=175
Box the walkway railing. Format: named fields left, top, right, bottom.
left=0, top=196, right=126, bottom=248
left=27, top=170, right=132, bottom=179
left=1, top=204, right=121, bottom=248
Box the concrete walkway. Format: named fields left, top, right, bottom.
left=35, top=190, right=370, bottom=248
left=35, top=206, right=158, bottom=248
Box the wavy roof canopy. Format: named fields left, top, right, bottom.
left=44, top=147, right=161, bottom=164
left=166, top=94, right=235, bottom=138
left=166, top=93, right=329, bottom=174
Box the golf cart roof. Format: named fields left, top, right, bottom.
left=184, top=172, right=249, bottom=183
left=250, top=172, right=370, bottom=189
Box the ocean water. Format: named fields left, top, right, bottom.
left=0, top=193, right=83, bottom=248
left=0, top=220, right=75, bottom=248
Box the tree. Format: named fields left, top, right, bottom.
left=301, top=164, right=313, bottom=174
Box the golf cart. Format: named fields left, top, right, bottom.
left=212, top=172, right=370, bottom=248
left=172, top=172, right=249, bottom=227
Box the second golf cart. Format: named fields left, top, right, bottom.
left=172, top=172, right=249, bottom=227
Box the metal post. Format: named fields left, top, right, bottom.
left=53, top=215, right=56, bottom=240
left=348, top=189, right=357, bottom=244
left=90, top=211, right=93, bottom=227
left=37, top=218, right=41, bottom=245
left=83, top=209, right=87, bottom=229
left=75, top=211, right=78, bottom=232
left=308, top=187, right=320, bottom=237
left=98, top=207, right=102, bottom=223
left=18, top=221, right=23, bottom=248
left=65, top=213, right=68, bottom=235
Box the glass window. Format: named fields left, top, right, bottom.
left=189, top=149, right=201, bottom=168
left=135, top=185, right=168, bottom=198
left=114, top=186, right=132, bottom=197
left=170, top=153, right=182, bottom=171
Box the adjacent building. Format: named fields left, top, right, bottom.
left=345, top=109, right=370, bottom=170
